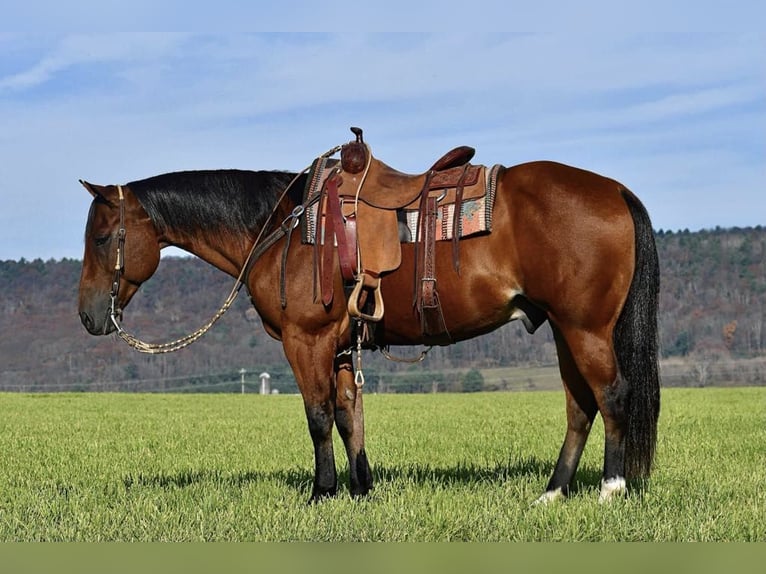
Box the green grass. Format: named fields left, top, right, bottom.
left=0, top=388, right=763, bottom=541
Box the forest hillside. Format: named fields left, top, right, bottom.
left=1, top=226, right=764, bottom=392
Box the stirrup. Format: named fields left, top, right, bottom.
left=347, top=273, right=384, bottom=322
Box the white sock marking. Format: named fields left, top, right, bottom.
left=598, top=477, right=627, bottom=502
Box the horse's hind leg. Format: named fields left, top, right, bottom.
left=333, top=355, right=373, bottom=496
left=552, top=324, right=629, bottom=502
left=536, top=324, right=598, bottom=503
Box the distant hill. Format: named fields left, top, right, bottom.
left=1, top=227, right=764, bottom=392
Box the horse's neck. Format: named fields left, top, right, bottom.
left=164, top=230, right=255, bottom=279
left=153, top=175, right=296, bottom=279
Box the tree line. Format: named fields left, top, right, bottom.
left=0, top=226, right=764, bottom=392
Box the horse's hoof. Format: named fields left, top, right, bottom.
left=532, top=488, right=565, bottom=505
left=307, top=486, right=337, bottom=504
left=598, top=477, right=627, bottom=503
left=349, top=484, right=373, bottom=498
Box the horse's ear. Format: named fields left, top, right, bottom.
left=80, top=179, right=100, bottom=198
left=80, top=180, right=116, bottom=203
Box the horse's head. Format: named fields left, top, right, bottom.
left=78, top=180, right=161, bottom=335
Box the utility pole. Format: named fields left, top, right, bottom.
left=239, top=368, right=246, bottom=394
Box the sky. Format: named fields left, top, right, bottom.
left=1, top=23, right=764, bottom=260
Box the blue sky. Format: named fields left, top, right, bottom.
left=1, top=26, right=764, bottom=260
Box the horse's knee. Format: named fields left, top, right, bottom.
left=305, top=402, right=334, bottom=441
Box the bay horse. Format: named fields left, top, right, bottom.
left=78, top=146, right=660, bottom=504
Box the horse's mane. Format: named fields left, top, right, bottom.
left=127, top=169, right=304, bottom=240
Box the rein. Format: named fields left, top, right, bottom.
left=108, top=147, right=339, bottom=354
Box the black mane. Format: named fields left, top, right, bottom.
left=127, top=169, right=305, bottom=240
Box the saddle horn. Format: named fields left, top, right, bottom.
left=341, top=127, right=368, bottom=174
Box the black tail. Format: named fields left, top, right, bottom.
left=614, top=189, right=661, bottom=479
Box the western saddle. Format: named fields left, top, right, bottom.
left=313, top=127, right=490, bottom=342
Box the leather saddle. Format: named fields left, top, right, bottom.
left=317, top=127, right=487, bottom=340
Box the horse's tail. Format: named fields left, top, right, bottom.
left=614, top=188, right=661, bottom=479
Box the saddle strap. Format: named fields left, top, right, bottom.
left=322, top=173, right=358, bottom=306
left=419, top=194, right=451, bottom=342
left=421, top=194, right=438, bottom=309
left=413, top=172, right=432, bottom=308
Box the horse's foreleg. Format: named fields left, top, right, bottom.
left=536, top=325, right=598, bottom=504
left=304, top=400, right=338, bottom=502
left=333, top=356, right=373, bottom=496
left=282, top=331, right=338, bottom=502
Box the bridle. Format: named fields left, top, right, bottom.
left=108, top=184, right=127, bottom=332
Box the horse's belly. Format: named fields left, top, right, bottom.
left=376, top=275, right=523, bottom=346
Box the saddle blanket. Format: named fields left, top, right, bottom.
left=301, top=157, right=502, bottom=245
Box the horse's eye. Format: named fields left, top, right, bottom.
left=94, top=235, right=110, bottom=247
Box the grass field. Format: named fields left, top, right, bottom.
left=0, top=387, right=763, bottom=541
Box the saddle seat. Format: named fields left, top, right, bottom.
left=343, top=148, right=485, bottom=211
left=317, top=128, right=491, bottom=337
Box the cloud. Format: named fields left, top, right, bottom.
left=0, top=34, right=188, bottom=93
left=0, top=32, right=764, bottom=260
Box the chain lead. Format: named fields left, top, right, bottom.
left=354, top=319, right=365, bottom=387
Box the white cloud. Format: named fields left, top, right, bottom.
left=0, top=34, right=189, bottom=92
left=0, top=32, right=764, bottom=259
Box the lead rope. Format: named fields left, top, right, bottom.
left=111, top=145, right=342, bottom=354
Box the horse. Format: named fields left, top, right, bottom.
left=77, top=145, right=660, bottom=504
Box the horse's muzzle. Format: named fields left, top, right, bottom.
left=79, top=310, right=116, bottom=336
